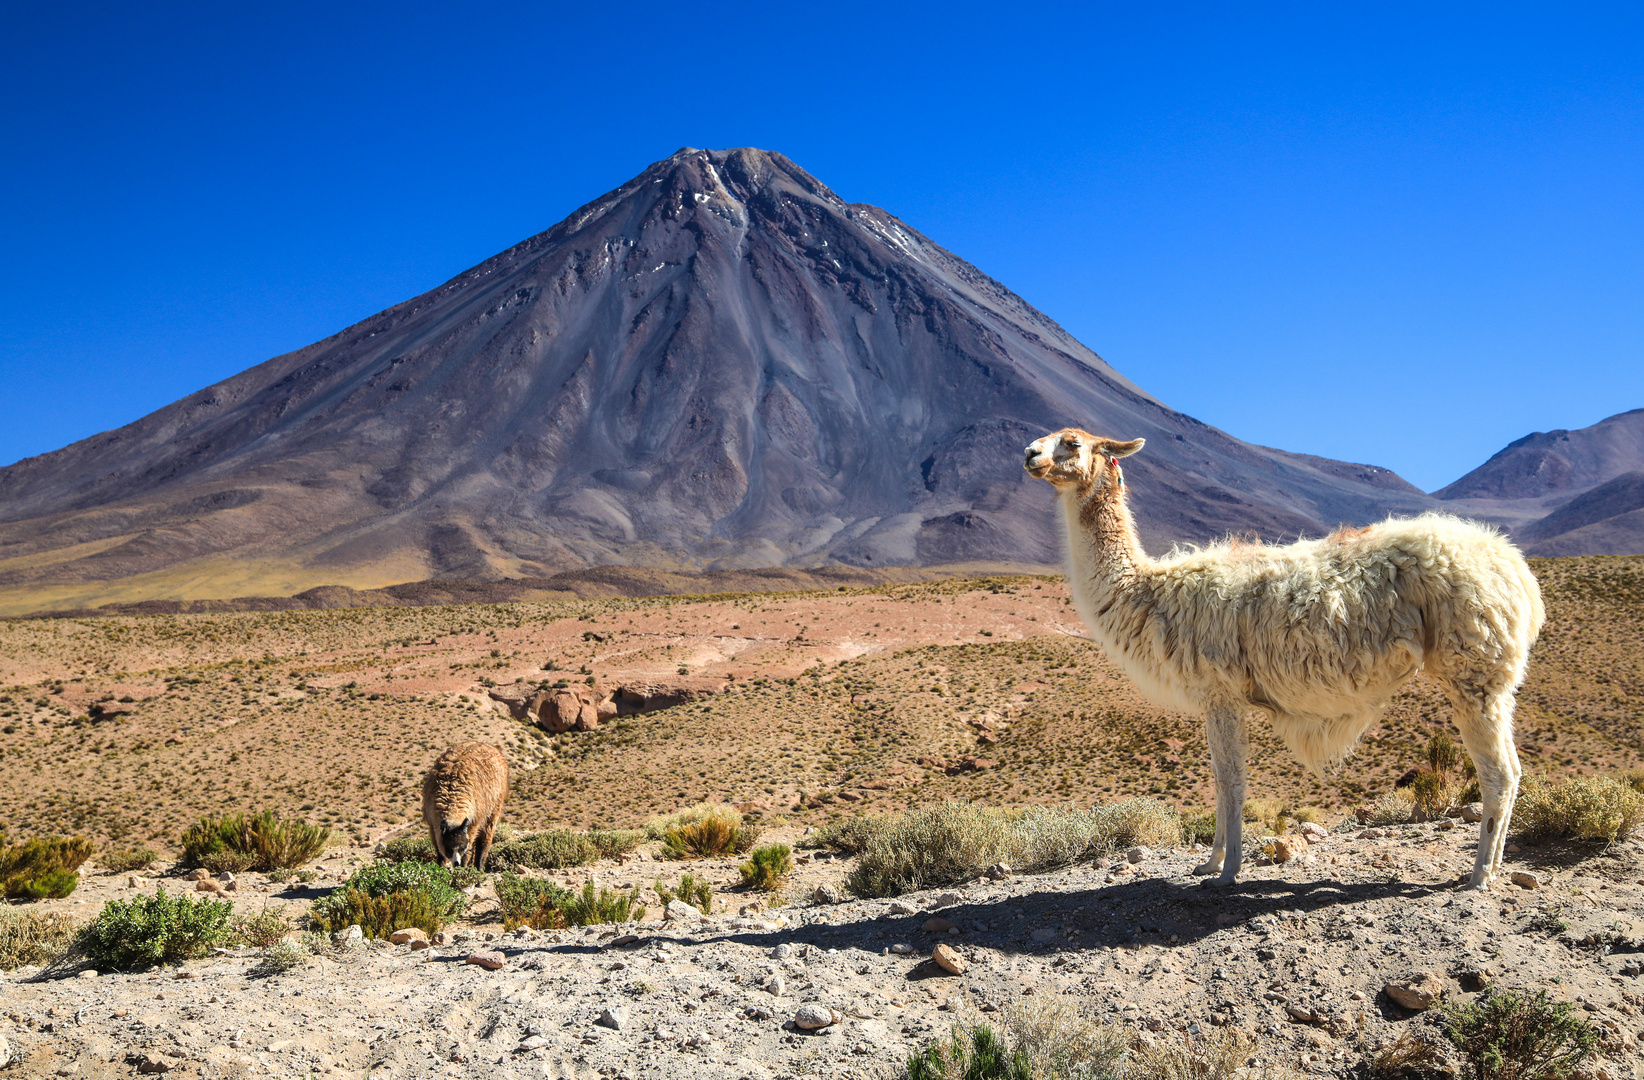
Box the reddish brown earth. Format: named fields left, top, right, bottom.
left=1, top=558, right=1639, bottom=853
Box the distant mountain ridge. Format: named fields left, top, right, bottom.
left=0, top=148, right=1635, bottom=615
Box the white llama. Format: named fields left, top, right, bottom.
left=1024, top=429, right=1544, bottom=889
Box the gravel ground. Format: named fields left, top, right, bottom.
left=5, top=822, right=1644, bottom=1079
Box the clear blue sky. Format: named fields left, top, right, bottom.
left=2, top=3, right=1640, bottom=492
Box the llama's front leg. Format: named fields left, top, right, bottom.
left=1200, top=706, right=1249, bottom=888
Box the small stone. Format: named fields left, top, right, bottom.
left=812, top=884, right=842, bottom=905
left=1298, top=821, right=1329, bottom=841
left=1270, top=836, right=1308, bottom=863
left=221, top=879, right=237, bottom=892
left=608, top=933, right=639, bottom=947
left=932, top=943, right=967, bottom=974
left=923, top=917, right=959, bottom=934
left=1385, top=971, right=1446, bottom=1011
left=409, top=938, right=431, bottom=950
left=888, top=901, right=918, bottom=915
left=77, top=968, right=98, bottom=979
left=932, top=892, right=962, bottom=908
left=1031, top=928, right=1058, bottom=942
left=1505, top=843, right=1521, bottom=853
left=465, top=951, right=506, bottom=970
left=771, top=943, right=794, bottom=960
left=1460, top=966, right=1495, bottom=991
left=133, top=1054, right=177, bottom=1074
left=1357, top=829, right=1382, bottom=840
left=195, top=878, right=222, bottom=893
left=1461, top=803, right=1484, bottom=823
left=664, top=899, right=701, bottom=922
left=596, top=1007, right=626, bottom=1031
left=1126, top=846, right=1151, bottom=864
left=987, top=862, right=1013, bottom=878
left=183, top=868, right=210, bottom=882
left=332, top=925, right=364, bottom=948
left=127, top=876, right=138, bottom=889
left=1510, top=871, right=1540, bottom=889
left=389, top=928, right=429, bottom=946
left=766, top=974, right=787, bottom=997
left=518, top=1035, right=549, bottom=1051
left=432, top=931, right=450, bottom=945
left=1436, top=819, right=1456, bottom=831
left=890, top=943, right=914, bottom=955
left=793, top=1004, right=841, bottom=1030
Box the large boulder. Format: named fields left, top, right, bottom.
left=531, top=688, right=603, bottom=733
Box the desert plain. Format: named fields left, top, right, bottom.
left=1, top=556, right=1642, bottom=1079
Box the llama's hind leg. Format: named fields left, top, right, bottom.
left=1197, top=706, right=1249, bottom=887
left=1454, top=686, right=1523, bottom=889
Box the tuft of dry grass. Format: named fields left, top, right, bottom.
left=1512, top=775, right=1643, bottom=843
left=0, top=908, right=79, bottom=969
left=1363, top=1028, right=1449, bottom=1078
left=650, top=804, right=760, bottom=859
left=1127, top=1028, right=1304, bottom=1080
left=1002, top=998, right=1127, bottom=1079
left=847, top=799, right=1181, bottom=898
left=1364, top=789, right=1416, bottom=827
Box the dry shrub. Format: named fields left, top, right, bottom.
left=1127, top=1027, right=1302, bottom=1080
left=1512, top=775, right=1643, bottom=844
left=1365, top=1028, right=1449, bottom=1078
left=1615, top=768, right=1644, bottom=795
left=232, top=905, right=292, bottom=949
left=656, top=805, right=760, bottom=859
left=1003, top=997, right=1127, bottom=1080
left=99, top=847, right=158, bottom=873
left=0, top=908, right=78, bottom=969
left=847, top=800, right=1180, bottom=899
left=808, top=814, right=891, bottom=854
left=1179, top=810, right=1217, bottom=846
left=180, top=811, right=329, bottom=872
left=1365, top=789, right=1417, bottom=827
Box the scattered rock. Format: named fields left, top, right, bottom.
left=1510, top=871, right=1540, bottom=889
left=987, top=862, right=1012, bottom=878
left=183, top=868, right=210, bottom=882
left=1385, top=971, right=1446, bottom=1011
left=931, top=943, right=967, bottom=975
left=195, top=878, right=222, bottom=893
left=1461, top=803, right=1484, bottom=823
left=923, top=918, right=959, bottom=934
left=1031, top=927, right=1058, bottom=942
left=332, top=925, right=364, bottom=949
left=772, top=943, right=794, bottom=960
left=890, top=943, right=914, bottom=955
left=464, top=951, right=506, bottom=970
left=812, top=884, right=842, bottom=905
left=431, top=931, right=450, bottom=945
left=1460, top=966, right=1495, bottom=991
left=766, top=975, right=787, bottom=997
left=596, top=1007, right=626, bottom=1031
left=408, top=938, right=431, bottom=951
left=131, top=1053, right=177, bottom=1074
left=518, top=1035, right=550, bottom=1051
left=888, top=901, right=919, bottom=915
left=1270, top=836, right=1309, bottom=863
left=608, top=934, right=639, bottom=948
left=1298, top=821, right=1329, bottom=841
left=793, top=1004, right=841, bottom=1030
left=389, top=928, right=428, bottom=946
left=1126, top=846, right=1151, bottom=864
left=932, top=892, right=963, bottom=908
left=665, top=899, right=701, bottom=922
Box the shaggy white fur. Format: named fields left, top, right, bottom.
left=1024, top=428, right=1544, bottom=889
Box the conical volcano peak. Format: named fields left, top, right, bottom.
left=0, top=148, right=1440, bottom=614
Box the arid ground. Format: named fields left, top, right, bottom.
left=2, top=557, right=1641, bottom=853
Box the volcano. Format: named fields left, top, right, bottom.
left=0, top=148, right=1436, bottom=613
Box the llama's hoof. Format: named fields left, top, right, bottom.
left=1191, top=861, right=1222, bottom=876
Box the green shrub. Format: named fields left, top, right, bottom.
left=233, top=906, right=292, bottom=948
left=848, top=800, right=1181, bottom=898
left=308, top=861, right=467, bottom=939
left=497, top=873, right=574, bottom=931
left=906, top=1023, right=1031, bottom=1080
left=489, top=830, right=596, bottom=870
left=180, top=811, right=329, bottom=872
left=0, top=908, right=79, bottom=970
left=1443, top=988, right=1598, bottom=1080
left=1179, top=811, right=1217, bottom=846
left=739, top=845, right=793, bottom=891
left=559, top=880, right=645, bottom=925
left=656, top=806, right=760, bottom=859
left=377, top=833, right=437, bottom=864
left=100, top=847, right=158, bottom=873
left=0, top=835, right=93, bottom=900
left=1428, top=733, right=1469, bottom=779
left=80, top=888, right=235, bottom=970
left=1513, top=775, right=1643, bottom=844
left=655, top=873, right=713, bottom=914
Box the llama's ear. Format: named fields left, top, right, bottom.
left=1106, top=438, right=1145, bottom=458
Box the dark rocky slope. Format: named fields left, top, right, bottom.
left=0, top=148, right=1435, bottom=611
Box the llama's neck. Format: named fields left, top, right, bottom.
left=1063, top=476, right=1151, bottom=594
